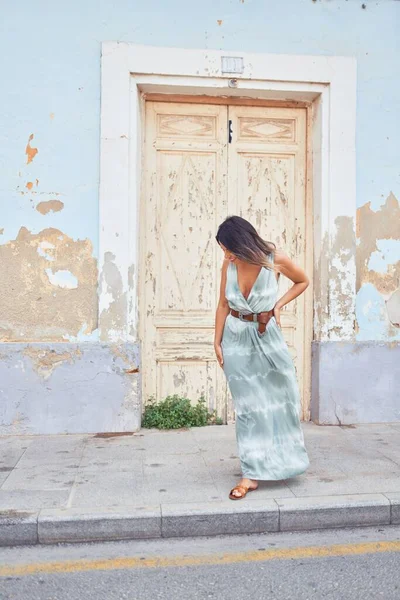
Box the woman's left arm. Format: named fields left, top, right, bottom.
left=273, top=249, right=310, bottom=328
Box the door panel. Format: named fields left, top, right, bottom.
left=142, top=102, right=228, bottom=419
left=142, top=101, right=310, bottom=422
left=228, top=105, right=309, bottom=419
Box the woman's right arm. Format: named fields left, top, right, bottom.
left=214, top=258, right=230, bottom=368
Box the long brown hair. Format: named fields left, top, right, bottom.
left=215, top=215, right=276, bottom=271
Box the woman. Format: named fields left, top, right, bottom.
left=214, top=215, right=310, bottom=500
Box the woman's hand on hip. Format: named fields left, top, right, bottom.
left=214, top=343, right=224, bottom=368
left=273, top=304, right=282, bottom=328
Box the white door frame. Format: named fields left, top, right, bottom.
left=99, top=43, right=356, bottom=355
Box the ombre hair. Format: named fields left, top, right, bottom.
left=215, top=215, right=276, bottom=271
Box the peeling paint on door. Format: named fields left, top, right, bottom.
left=142, top=102, right=228, bottom=417
left=142, top=102, right=310, bottom=421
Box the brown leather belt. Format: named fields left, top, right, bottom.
left=230, top=308, right=274, bottom=334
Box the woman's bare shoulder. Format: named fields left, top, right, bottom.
left=273, top=247, right=309, bottom=283
left=273, top=247, right=289, bottom=264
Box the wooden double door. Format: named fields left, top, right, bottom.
left=140, top=100, right=310, bottom=422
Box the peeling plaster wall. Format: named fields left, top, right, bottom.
left=327, top=216, right=357, bottom=341
left=356, top=193, right=400, bottom=341
left=1, top=0, right=399, bottom=345
left=0, top=0, right=399, bottom=430
left=0, top=344, right=141, bottom=434
left=0, top=227, right=97, bottom=341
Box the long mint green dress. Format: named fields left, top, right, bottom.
left=221, top=255, right=310, bottom=481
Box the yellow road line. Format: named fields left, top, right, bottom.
left=1, top=541, right=400, bottom=578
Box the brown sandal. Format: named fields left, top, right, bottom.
left=229, top=485, right=256, bottom=500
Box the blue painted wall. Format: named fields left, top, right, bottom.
left=1, top=0, right=399, bottom=341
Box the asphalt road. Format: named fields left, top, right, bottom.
left=1, top=525, right=400, bottom=600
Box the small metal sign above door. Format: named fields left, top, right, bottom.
left=221, top=56, right=244, bottom=74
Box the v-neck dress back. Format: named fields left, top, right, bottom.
left=221, top=254, right=309, bottom=480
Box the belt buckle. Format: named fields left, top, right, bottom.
left=238, top=311, right=245, bottom=321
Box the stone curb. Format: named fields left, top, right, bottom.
left=0, top=492, right=397, bottom=547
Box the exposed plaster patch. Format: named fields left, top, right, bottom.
left=99, top=252, right=127, bottom=342
left=111, top=344, right=132, bottom=366
left=46, top=269, right=78, bottom=290
left=313, top=231, right=330, bottom=341
left=23, top=346, right=82, bottom=380
left=37, top=241, right=56, bottom=261
left=0, top=229, right=3, bottom=235
left=328, top=216, right=356, bottom=340
left=0, top=227, right=98, bottom=341
left=110, top=344, right=139, bottom=375
left=356, top=193, right=400, bottom=336
left=62, top=322, right=98, bottom=342
left=25, top=134, right=38, bottom=164
left=367, top=239, right=400, bottom=274
left=356, top=193, right=400, bottom=295
left=36, top=200, right=64, bottom=215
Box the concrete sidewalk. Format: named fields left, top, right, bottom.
left=1, top=422, right=400, bottom=546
